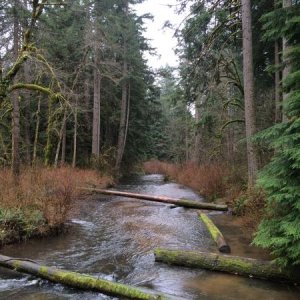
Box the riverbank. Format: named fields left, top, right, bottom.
left=0, top=167, right=113, bottom=246
left=1, top=173, right=299, bottom=299
left=143, top=160, right=265, bottom=236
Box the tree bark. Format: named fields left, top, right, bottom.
left=192, top=93, right=202, bottom=163
left=154, top=249, right=299, bottom=282
left=282, top=0, right=292, bottom=122
left=92, top=65, right=101, bottom=157
left=61, top=115, right=66, bottom=165
left=54, top=110, right=67, bottom=167
left=23, top=62, right=31, bottom=164
left=72, top=96, right=78, bottom=168
left=11, top=1, right=21, bottom=179
left=241, top=0, right=258, bottom=187
left=12, top=90, right=20, bottom=178
left=0, top=254, right=165, bottom=300
left=199, top=213, right=231, bottom=253
left=80, top=187, right=228, bottom=211
left=32, top=98, right=41, bottom=164
left=115, top=0, right=129, bottom=171
left=274, top=40, right=281, bottom=123
left=115, top=62, right=128, bottom=171
left=44, top=97, right=54, bottom=166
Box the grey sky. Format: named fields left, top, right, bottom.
left=134, top=0, right=184, bottom=69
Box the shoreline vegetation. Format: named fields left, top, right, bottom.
left=143, top=159, right=266, bottom=236
left=0, top=167, right=113, bottom=246
left=0, top=160, right=263, bottom=249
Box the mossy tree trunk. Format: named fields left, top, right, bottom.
left=154, top=248, right=299, bottom=282
left=199, top=213, right=231, bottom=253
left=81, top=187, right=228, bottom=211
left=0, top=254, right=167, bottom=300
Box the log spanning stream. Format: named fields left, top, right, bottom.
left=0, top=174, right=299, bottom=299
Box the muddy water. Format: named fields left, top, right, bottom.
left=0, top=174, right=299, bottom=299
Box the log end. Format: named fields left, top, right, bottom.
left=219, top=244, right=231, bottom=253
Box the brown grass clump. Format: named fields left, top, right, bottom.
left=231, top=188, right=266, bottom=232
left=143, top=160, right=230, bottom=200
left=0, top=167, right=113, bottom=244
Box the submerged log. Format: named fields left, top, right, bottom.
left=0, top=254, right=165, bottom=300
left=80, top=187, right=228, bottom=211
left=154, top=249, right=299, bottom=282
left=199, top=213, right=231, bottom=253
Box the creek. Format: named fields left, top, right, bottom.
left=0, top=174, right=299, bottom=299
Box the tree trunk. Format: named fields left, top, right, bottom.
left=274, top=40, right=281, bottom=123
left=72, top=96, right=78, bottom=168
left=12, top=90, right=20, bottom=178
left=32, top=98, right=41, bottom=164
left=83, top=76, right=91, bottom=131
left=192, top=93, right=202, bottom=163
left=11, top=1, right=20, bottom=179
left=199, top=213, right=231, bottom=253
left=61, top=116, right=66, bottom=164
left=44, top=97, right=55, bottom=166
left=154, top=249, right=299, bottom=282
left=123, top=82, right=130, bottom=156
left=23, top=62, right=31, bottom=164
left=115, top=0, right=129, bottom=172
left=241, top=0, right=258, bottom=187
left=92, top=66, right=101, bottom=157
left=0, top=254, right=165, bottom=300
left=282, top=0, right=292, bottom=122
left=54, top=110, right=67, bottom=168
left=80, top=187, right=228, bottom=211
left=115, top=62, right=128, bottom=171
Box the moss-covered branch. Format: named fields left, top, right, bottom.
left=3, top=52, right=30, bottom=84
left=0, top=254, right=166, bottom=300
left=154, top=248, right=300, bottom=282
left=199, top=213, right=231, bottom=253
left=1, top=0, right=48, bottom=103
left=9, top=83, right=52, bottom=96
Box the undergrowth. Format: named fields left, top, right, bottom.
left=0, top=167, right=113, bottom=244
left=231, top=188, right=266, bottom=231
left=143, top=159, right=234, bottom=200
left=143, top=159, right=265, bottom=232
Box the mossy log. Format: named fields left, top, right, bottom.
left=80, top=187, right=228, bottom=211
left=154, top=249, right=300, bottom=282
left=199, top=213, right=231, bottom=253
left=0, top=254, right=166, bottom=300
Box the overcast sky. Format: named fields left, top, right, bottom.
left=133, top=0, right=185, bottom=70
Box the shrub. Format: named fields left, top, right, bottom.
left=0, top=166, right=112, bottom=244
left=143, top=160, right=230, bottom=200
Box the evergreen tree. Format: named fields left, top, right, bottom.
left=253, top=3, right=300, bottom=267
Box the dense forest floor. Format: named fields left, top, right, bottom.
left=0, top=167, right=113, bottom=246
left=143, top=160, right=266, bottom=236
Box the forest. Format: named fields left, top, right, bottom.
left=0, top=0, right=300, bottom=298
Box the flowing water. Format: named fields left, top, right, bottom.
left=0, top=174, right=299, bottom=299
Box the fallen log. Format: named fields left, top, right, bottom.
left=199, top=213, right=231, bottom=253
left=154, top=248, right=299, bottom=282
left=80, top=187, right=228, bottom=211
left=0, top=254, right=166, bottom=300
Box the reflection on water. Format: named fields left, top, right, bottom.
left=0, top=174, right=299, bottom=299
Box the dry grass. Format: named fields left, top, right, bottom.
left=143, top=160, right=230, bottom=200
left=143, top=159, right=266, bottom=236
left=0, top=167, right=113, bottom=243
left=231, top=188, right=266, bottom=232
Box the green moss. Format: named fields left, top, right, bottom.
left=45, top=269, right=163, bottom=300
left=154, top=248, right=296, bottom=281
left=39, top=266, right=49, bottom=276
left=199, top=213, right=221, bottom=241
